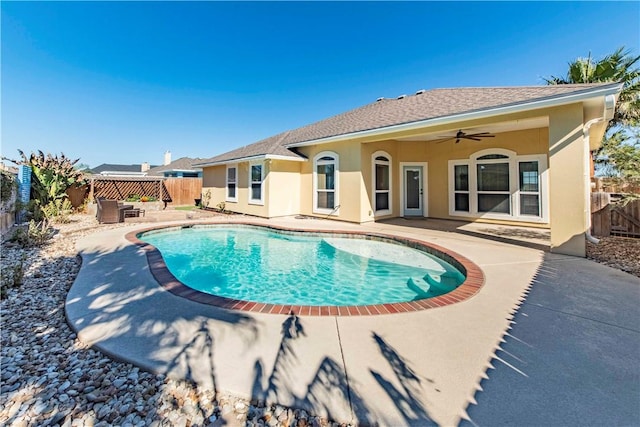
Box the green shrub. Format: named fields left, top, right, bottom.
left=42, top=199, right=73, bottom=223
left=1, top=255, right=26, bottom=299
left=9, top=220, right=54, bottom=247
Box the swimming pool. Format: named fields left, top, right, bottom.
left=138, top=225, right=466, bottom=307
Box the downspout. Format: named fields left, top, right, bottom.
left=583, top=94, right=616, bottom=244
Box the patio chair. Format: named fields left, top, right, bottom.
left=97, top=199, right=130, bottom=224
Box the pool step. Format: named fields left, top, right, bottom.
left=407, top=277, right=431, bottom=297
left=425, top=272, right=460, bottom=293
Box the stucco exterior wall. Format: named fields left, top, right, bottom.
left=548, top=104, right=587, bottom=256
left=202, top=162, right=269, bottom=217
left=297, top=140, right=365, bottom=222
left=267, top=159, right=302, bottom=217
left=201, top=165, right=226, bottom=209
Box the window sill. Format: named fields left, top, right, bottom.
left=249, top=200, right=264, bottom=206
left=313, top=208, right=339, bottom=216
left=374, top=209, right=393, bottom=218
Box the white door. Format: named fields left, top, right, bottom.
left=403, top=166, right=423, bottom=216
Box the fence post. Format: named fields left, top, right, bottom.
left=590, top=192, right=611, bottom=237
left=17, top=165, right=31, bottom=223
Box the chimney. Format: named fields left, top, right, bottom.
left=164, top=150, right=171, bottom=166
left=141, top=162, right=150, bottom=172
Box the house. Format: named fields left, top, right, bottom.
left=147, top=152, right=204, bottom=178
left=90, top=162, right=158, bottom=177
left=194, top=83, right=622, bottom=256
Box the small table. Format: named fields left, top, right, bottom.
left=123, top=208, right=145, bottom=218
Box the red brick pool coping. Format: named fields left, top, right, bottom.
left=125, top=222, right=485, bottom=316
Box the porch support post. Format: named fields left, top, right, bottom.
left=548, top=104, right=588, bottom=257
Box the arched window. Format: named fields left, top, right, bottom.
left=449, top=149, right=548, bottom=222
left=313, top=152, right=339, bottom=214
left=372, top=151, right=392, bottom=215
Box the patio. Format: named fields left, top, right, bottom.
left=65, top=215, right=639, bottom=426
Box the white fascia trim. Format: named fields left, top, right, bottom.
left=286, top=83, right=623, bottom=148
left=195, top=154, right=306, bottom=168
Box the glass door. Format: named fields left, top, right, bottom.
left=403, top=166, right=423, bottom=216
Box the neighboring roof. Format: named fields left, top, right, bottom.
left=147, top=157, right=205, bottom=176
left=195, top=83, right=622, bottom=166
left=90, top=164, right=158, bottom=174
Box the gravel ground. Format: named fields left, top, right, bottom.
left=1, top=214, right=346, bottom=427
left=2, top=214, right=637, bottom=427
left=587, top=236, right=640, bottom=278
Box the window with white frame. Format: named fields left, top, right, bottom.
left=226, top=165, right=237, bottom=202
left=313, top=152, right=339, bottom=214
left=249, top=163, right=264, bottom=204
left=449, top=149, right=547, bottom=222
left=372, top=152, right=392, bottom=215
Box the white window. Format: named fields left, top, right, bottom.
left=372, top=151, right=392, bottom=216
left=226, top=165, right=237, bottom=202
left=448, top=149, right=548, bottom=222
left=313, top=152, right=339, bottom=215
left=249, top=162, right=264, bottom=205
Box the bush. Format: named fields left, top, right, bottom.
left=9, top=220, right=54, bottom=247
left=1, top=255, right=26, bottom=299
left=42, top=199, right=73, bottom=223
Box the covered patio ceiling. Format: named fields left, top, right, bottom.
left=392, top=116, right=549, bottom=142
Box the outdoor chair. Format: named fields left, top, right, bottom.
left=97, top=199, right=131, bottom=224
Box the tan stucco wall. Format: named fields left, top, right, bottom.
left=267, top=160, right=302, bottom=217
left=298, top=140, right=366, bottom=222
left=548, top=104, right=587, bottom=256
left=201, top=165, right=226, bottom=209
left=201, top=160, right=303, bottom=218
left=202, top=162, right=269, bottom=217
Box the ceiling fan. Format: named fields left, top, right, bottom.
left=435, top=129, right=495, bottom=144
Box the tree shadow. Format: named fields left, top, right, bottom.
left=65, top=241, right=260, bottom=393
left=251, top=313, right=375, bottom=424
left=369, top=333, right=436, bottom=426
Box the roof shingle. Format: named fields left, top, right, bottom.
left=196, top=83, right=618, bottom=165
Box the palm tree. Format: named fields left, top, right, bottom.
left=545, top=47, right=640, bottom=128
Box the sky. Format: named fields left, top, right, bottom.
left=2, top=1, right=639, bottom=169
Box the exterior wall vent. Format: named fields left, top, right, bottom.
left=397, top=94, right=407, bottom=99
left=376, top=97, right=385, bottom=102
left=415, top=89, right=426, bottom=95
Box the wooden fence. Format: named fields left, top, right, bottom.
left=163, top=177, right=202, bottom=206
left=90, top=177, right=172, bottom=203
left=89, top=176, right=201, bottom=206
left=591, top=192, right=640, bottom=238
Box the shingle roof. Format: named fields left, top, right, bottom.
left=90, top=164, right=158, bottom=174
left=147, top=157, right=205, bottom=176
left=196, top=83, right=619, bottom=166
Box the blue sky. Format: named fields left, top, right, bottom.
left=2, top=1, right=639, bottom=168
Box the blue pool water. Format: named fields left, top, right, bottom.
left=140, top=226, right=465, bottom=306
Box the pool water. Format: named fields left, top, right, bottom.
left=140, top=226, right=465, bottom=306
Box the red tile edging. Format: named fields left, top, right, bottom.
left=125, top=222, right=485, bottom=316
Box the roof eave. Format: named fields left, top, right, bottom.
left=195, top=153, right=307, bottom=168
left=285, top=82, right=624, bottom=148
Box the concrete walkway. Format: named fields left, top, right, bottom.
left=65, top=216, right=640, bottom=426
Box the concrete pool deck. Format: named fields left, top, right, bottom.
left=65, top=216, right=640, bottom=426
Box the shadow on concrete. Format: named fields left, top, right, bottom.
left=66, top=242, right=259, bottom=392
left=369, top=333, right=437, bottom=426
left=380, top=217, right=550, bottom=252
left=250, top=313, right=375, bottom=424
left=461, top=252, right=640, bottom=426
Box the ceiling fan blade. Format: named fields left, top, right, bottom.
left=435, top=137, right=454, bottom=144
left=465, top=136, right=482, bottom=141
